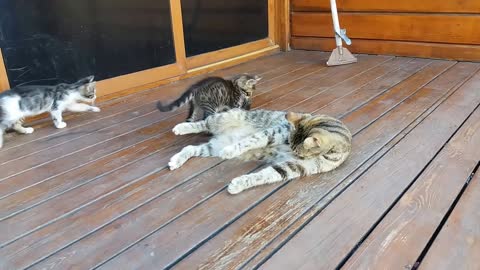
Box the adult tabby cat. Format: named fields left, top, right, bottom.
left=0, top=75, right=100, bottom=148
left=168, top=108, right=352, bottom=194
left=157, top=74, right=261, bottom=122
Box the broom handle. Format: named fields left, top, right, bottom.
left=329, top=0, right=343, bottom=47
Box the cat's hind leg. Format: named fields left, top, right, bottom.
left=67, top=103, right=101, bottom=112
left=12, top=120, right=34, bottom=134
left=227, top=161, right=307, bottom=194
left=168, top=143, right=212, bottom=170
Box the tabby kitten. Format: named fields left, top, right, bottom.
left=0, top=75, right=100, bottom=148
left=168, top=108, right=352, bottom=194
left=157, top=74, right=261, bottom=122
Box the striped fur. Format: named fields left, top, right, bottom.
left=156, top=74, right=261, bottom=122
left=168, top=109, right=352, bottom=194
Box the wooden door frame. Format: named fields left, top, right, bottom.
left=0, top=0, right=290, bottom=98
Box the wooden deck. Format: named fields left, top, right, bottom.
left=0, top=50, right=479, bottom=270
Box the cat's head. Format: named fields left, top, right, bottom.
left=286, top=112, right=332, bottom=158
left=232, top=74, right=262, bottom=97
left=72, top=75, right=97, bottom=100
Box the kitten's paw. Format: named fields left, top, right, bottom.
left=55, top=122, right=67, bottom=129
left=227, top=176, right=248, bottom=194
left=219, top=145, right=239, bottom=159
left=24, top=127, right=35, bottom=134
left=168, top=153, right=186, bottom=170
left=172, top=123, right=191, bottom=135
left=90, top=106, right=101, bottom=112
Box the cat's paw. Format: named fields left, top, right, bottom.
left=172, top=123, right=191, bottom=135
left=168, top=153, right=186, bottom=170
left=55, top=122, right=67, bottom=129
left=219, top=145, right=239, bottom=159
left=227, top=176, right=249, bottom=194
left=24, top=127, right=35, bottom=134
left=90, top=106, right=101, bottom=112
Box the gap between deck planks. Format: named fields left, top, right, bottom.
left=86, top=60, right=458, bottom=269
left=0, top=54, right=395, bottom=268
left=419, top=163, right=480, bottom=270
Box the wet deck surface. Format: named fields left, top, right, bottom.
left=1, top=50, right=479, bottom=270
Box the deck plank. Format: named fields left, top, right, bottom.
left=342, top=100, right=480, bottom=270
left=94, top=62, right=455, bottom=269
left=420, top=166, right=480, bottom=270
left=13, top=56, right=393, bottom=269
left=258, top=65, right=480, bottom=270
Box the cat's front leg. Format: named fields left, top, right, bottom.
left=50, top=110, right=67, bottom=129
left=172, top=121, right=208, bottom=135
left=67, top=103, right=101, bottom=113
left=227, top=161, right=306, bottom=194
left=168, top=143, right=212, bottom=170
left=13, top=121, right=34, bottom=134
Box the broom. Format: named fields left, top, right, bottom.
left=326, top=0, right=357, bottom=66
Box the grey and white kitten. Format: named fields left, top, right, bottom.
left=168, top=108, right=352, bottom=194
left=0, top=75, right=100, bottom=148
left=157, top=74, right=262, bottom=122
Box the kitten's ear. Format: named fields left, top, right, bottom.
left=254, top=75, right=262, bottom=82
left=75, top=75, right=94, bottom=85
left=246, top=79, right=258, bottom=87
left=286, top=112, right=303, bottom=125
left=304, top=137, right=318, bottom=149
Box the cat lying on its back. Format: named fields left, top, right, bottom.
left=168, top=108, right=352, bottom=194
left=157, top=74, right=261, bottom=122
left=0, top=75, right=100, bottom=148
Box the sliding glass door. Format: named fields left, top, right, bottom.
left=0, top=0, right=281, bottom=96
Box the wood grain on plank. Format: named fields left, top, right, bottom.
left=96, top=61, right=455, bottom=269
left=259, top=65, right=480, bottom=270
left=291, top=13, right=480, bottom=45
left=292, top=0, right=480, bottom=13
left=292, top=59, right=432, bottom=115
left=291, top=37, right=480, bottom=62
left=420, top=167, right=480, bottom=270
left=343, top=92, right=480, bottom=270
left=21, top=55, right=392, bottom=269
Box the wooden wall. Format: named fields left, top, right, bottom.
left=291, top=0, right=480, bottom=61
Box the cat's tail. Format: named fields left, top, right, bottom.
left=156, top=89, right=195, bottom=112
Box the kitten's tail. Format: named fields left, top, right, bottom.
left=156, top=89, right=195, bottom=112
